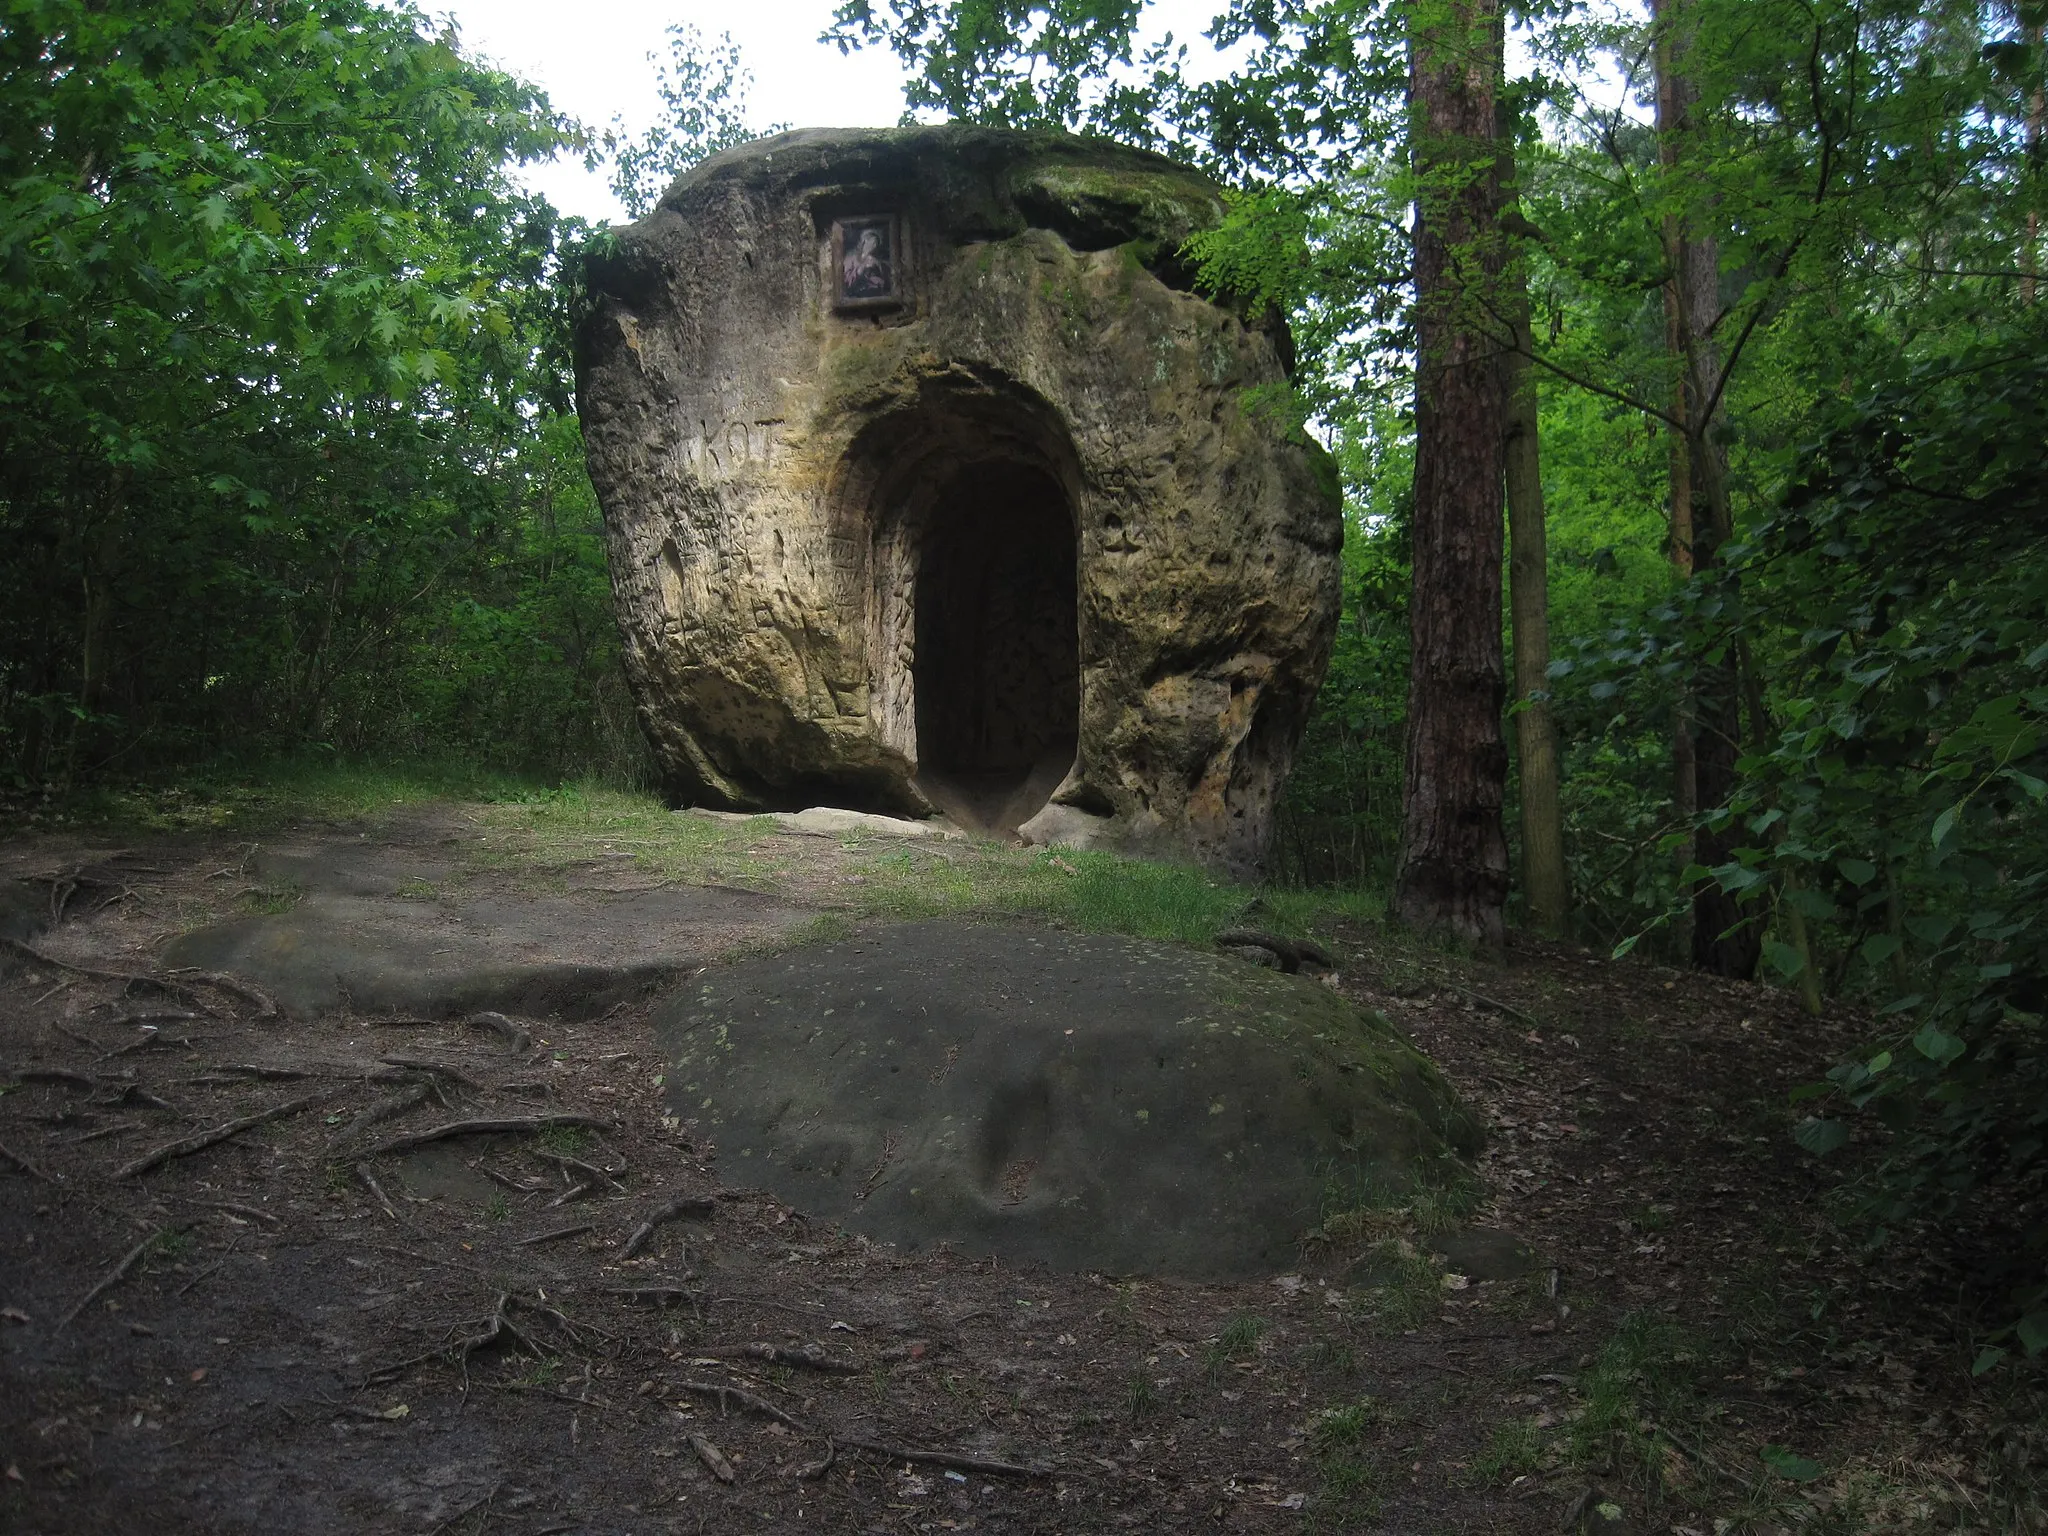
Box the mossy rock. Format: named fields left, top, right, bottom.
left=655, top=920, right=1479, bottom=1277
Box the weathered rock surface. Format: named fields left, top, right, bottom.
left=162, top=840, right=808, bottom=1020
left=575, top=125, right=1342, bottom=877
left=654, top=920, right=1479, bottom=1278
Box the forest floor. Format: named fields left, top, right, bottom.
left=0, top=781, right=2042, bottom=1535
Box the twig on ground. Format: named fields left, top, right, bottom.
left=336, top=1080, right=434, bottom=1144
left=621, top=1194, right=714, bottom=1258
left=63, top=1119, right=139, bottom=1144
left=545, top=1181, right=592, bottom=1209
left=837, top=1437, right=1046, bottom=1478
left=102, top=1009, right=199, bottom=1029
left=531, top=1148, right=625, bottom=1191
left=689, top=1434, right=737, bottom=1483
left=116, top=1090, right=328, bottom=1178
left=466, top=1011, right=533, bottom=1052
left=0, top=1137, right=56, bottom=1182
left=492, top=1381, right=609, bottom=1409
left=516, top=1221, right=593, bottom=1247
left=161, top=967, right=280, bottom=1018
left=793, top=1439, right=837, bottom=1480
left=356, top=1163, right=401, bottom=1220
left=376, top=1056, right=482, bottom=1093
left=673, top=1378, right=1045, bottom=1477
left=177, top=1235, right=244, bottom=1297
left=482, top=1166, right=549, bottom=1196
left=176, top=1197, right=279, bottom=1226
left=370, top=1114, right=606, bottom=1157
left=100, top=1028, right=196, bottom=1059
left=1444, top=983, right=1543, bottom=1029
left=59, top=1224, right=185, bottom=1329
left=595, top=1282, right=697, bottom=1305
left=193, top=1062, right=305, bottom=1081
left=675, top=1377, right=808, bottom=1430
left=100, top=1082, right=176, bottom=1112
left=695, top=1341, right=861, bottom=1374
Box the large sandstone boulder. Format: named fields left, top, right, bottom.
left=574, top=126, right=1341, bottom=878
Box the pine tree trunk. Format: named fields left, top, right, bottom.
left=1653, top=0, right=1760, bottom=978
left=1396, top=0, right=1509, bottom=946
left=1500, top=143, right=1568, bottom=940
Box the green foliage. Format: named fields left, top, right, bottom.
left=1742, top=336, right=2048, bottom=1363
left=0, top=0, right=639, bottom=792
left=606, top=25, right=771, bottom=219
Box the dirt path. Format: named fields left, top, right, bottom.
left=0, top=807, right=2038, bottom=1534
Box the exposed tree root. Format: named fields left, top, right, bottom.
left=694, top=1341, right=860, bottom=1374
left=620, top=1193, right=714, bottom=1259
left=59, top=1224, right=186, bottom=1329
left=0, top=1136, right=56, bottom=1182
left=466, top=1011, right=533, bottom=1052
left=1212, top=928, right=1334, bottom=973
left=673, top=1377, right=1046, bottom=1477
left=117, top=1090, right=329, bottom=1178
left=368, top=1113, right=605, bottom=1157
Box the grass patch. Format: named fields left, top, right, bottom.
left=1125, top=1372, right=1158, bottom=1420
left=1306, top=1400, right=1394, bottom=1528
left=536, top=1123, right=591, bottom=1156
left=1350, top=1241, right=1444, bottom=1331
left=29, top=753, right=559, bottom=836
left=236, top=881, right=302, bottom=915
left=1565, top=1314, right=1713, bottom=1503
left=487, top=783, right=1386, bottom=949
left=34, top=761, right=1394, bottom=960
left=1316, top=1159, right=1481, bottom=1245
left=1471, top=1415, right=1545, bottom=1483
left=1204, top=1312, right=1269, bottom=1376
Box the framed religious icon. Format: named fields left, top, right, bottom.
left=831, top=215, right=903, bottom=311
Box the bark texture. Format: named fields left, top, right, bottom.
left=1396, top=0, right=1510, bottom=945
left=1502, top=249, right=1568, bottom=939
left=1653, top=0, right=1760, bottom=979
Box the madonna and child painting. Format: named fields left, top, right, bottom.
left=833, top=217, right=898, bottom=308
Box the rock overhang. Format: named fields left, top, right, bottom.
left=574, top=125, right=1343, bottom=879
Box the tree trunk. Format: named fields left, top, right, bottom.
left=1499, top=135, right=1568, bottom=940
left=1396, top=0, right=1509, bottom=946
left=2026, top=17, right=2042, bottom=305
left=1656, top=0, right=1698, bottom=955
left=1653, top=0, right=1759, bottom=979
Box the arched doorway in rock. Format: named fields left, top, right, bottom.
left=836, top=373, right=1084, bottom=838
left=911, top=459, right=1078, bottom=836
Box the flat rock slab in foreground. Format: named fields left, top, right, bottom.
left=656, top=920, right=1480, bottom=1278
left=163, top=840, right=809, bottom=1020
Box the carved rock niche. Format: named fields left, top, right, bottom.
left=574, top=126, right=1341, bottom=877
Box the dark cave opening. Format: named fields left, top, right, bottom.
left=913, top=461, right=1079, bottom=837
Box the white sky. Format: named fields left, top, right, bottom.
left=436, top=0, right=1236, bottom=225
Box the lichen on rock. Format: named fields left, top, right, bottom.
left=574, top=125, right=1341, bottom=878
